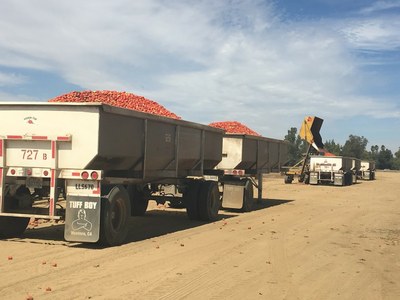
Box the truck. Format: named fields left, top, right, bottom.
left=0, top=102, right=225, bottom=246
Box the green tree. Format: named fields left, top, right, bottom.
left=377, top=145, right=394, bottom=169
left=370, top=145, right=379, bottom=161
left=284, top=127, right=307, bottom=164
left=393, top=147, right=400, bottom=170
left=324, top=139, right=342, bottom=155
left=342, top=135, right=369, bottom=159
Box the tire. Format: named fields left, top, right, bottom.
left=304, top=173, right=310, bottom=185
left=0, top=216, right=30, bottom=238
left=184, top=181, right=201, bottom=220
left=241, top=179, right=254, bottom=212
left=0, top=187, right=31, bottom=238
left=127, top=185, right=149, bottom=216
left=284, top=175, right=293, bottom=184
left=198, top=181, right=220, bottom=221
left=298, top=174, right=305, bottom=183
left=99, top=185, right=131, bottom=246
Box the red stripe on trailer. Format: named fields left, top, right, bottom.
left=49, top=197, right=54, bottom=216
left=7, top=135, right=23, bottom=139
left=0, top=168, right=3, bottom=210
left=57, top=136, right=70, bottom=141
left=50, top=169, right=55, bottom=187
left=0, top=139, right=3, bottom=157
left=92, top=182, right=100, bottom=195
left=32, top=136, right=48, bottom=140
left=51, top=141, right=56, bottom=159
left=49, top=169, right=56, bottom=216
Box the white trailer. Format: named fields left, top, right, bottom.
left=0, top=102, right=224, bottom=245
left=359, top=161, right=376, bottom=180
left=308, top=156, right=353, bottom=186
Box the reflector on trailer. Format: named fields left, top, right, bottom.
left=91, top=171, right=99, bottom=180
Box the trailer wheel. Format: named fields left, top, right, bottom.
left=241, top=180, right=254, bottom=212
left=284, top=175, right=293, bottom=184
left=0, top=216, right=30, bottom=238
left=198, top=181, right=220, bottom=221
left=99, top=185, right=131, bottom=246
left=184, top=181, right=201, bottom=220
left=128, top=185, right=149, bottom=216
left=0, top=187, right=31, bottom=238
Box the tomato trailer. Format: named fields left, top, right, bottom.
left=0, top=102, right=224, bottom=245
left=213, top=134, right=287, bottom=211
left=308, top=155, right=353, bottom=186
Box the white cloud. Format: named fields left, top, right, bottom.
left=338, top=16, right=400, bottom=51
left=359, top=0, right=400, bottom=15
left=0, top=0, right=399, bottom=140
left=0, top=71, right=26, bottom=86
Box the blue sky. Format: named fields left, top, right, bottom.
left=0, top=0, right=399, bottom=152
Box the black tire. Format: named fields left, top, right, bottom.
left=241, top=180, right=254, bottom=212
left=0, top=216, right=30, bottom=238
left=198, top=181, right=220, bottom=221
left=304, top=173, right=310, bottom=185
left=127, top=185, right=149, bottom=216
left=284, top=175, right=293, bottom=184
left=298, top=174, right=305, bottom=183
left=0, top=187, right=31, bottom=238
left=184, top=181, right=201, bottom=220
left=99, top=185, right=131, bottom=246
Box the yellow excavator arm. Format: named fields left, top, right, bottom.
left=299, top=116, right=324, bottom=151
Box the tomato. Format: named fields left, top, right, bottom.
left=209, top=121, right=261, bottom=136
left=49, top=91, right=181, bottom=120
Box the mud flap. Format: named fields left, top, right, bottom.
left=222, top=183, right=244, bottom=209
left=64, top=195, right=101, bottom=243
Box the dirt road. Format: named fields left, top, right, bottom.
left=1, top=172, right=399, bottom=300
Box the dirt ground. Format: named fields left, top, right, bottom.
left=1, top=171, right=399, bottom=300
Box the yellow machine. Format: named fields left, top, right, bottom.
left=283, top=116, right=326, bottom=184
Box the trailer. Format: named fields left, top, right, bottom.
left=308, top=156, right=353, bottom=186
left=160, top=134, right=288, bottom=212
left=213, top=134, right=288, bottom=211
left=0, top=102, right=224, bottom=245
left=359, top=160, right=376, bottom=180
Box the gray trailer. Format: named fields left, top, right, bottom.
left=213, top=134, right=288, bottom=211
left=0, top=102, right=223, bottom=245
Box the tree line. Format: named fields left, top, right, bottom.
left=284, top=127, right=400, bottom=170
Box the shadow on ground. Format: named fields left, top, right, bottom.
left=6, top=198, right=293, bottom=247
